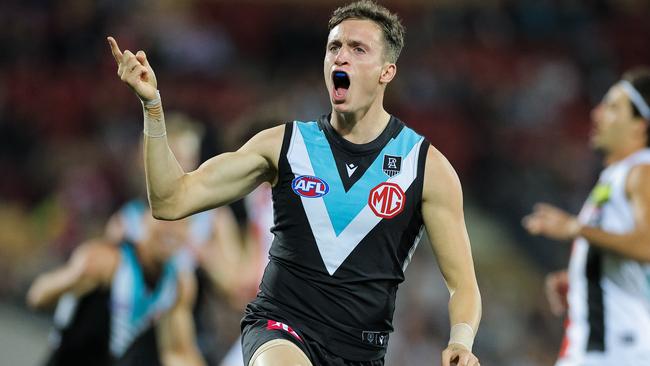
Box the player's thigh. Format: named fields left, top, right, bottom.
left=249, top=339, right=312, bottom=366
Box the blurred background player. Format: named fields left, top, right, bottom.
left=524, top=68, right=650, bottom=366
left=104, top=112, right=245, bottom=365
left=27, top=214, right=205, bottom=366
left=105, top=113, right=239, bottom=276
left=214, top=113, right=281, bottom=366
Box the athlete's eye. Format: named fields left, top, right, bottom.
left=354, top=47, right=365, bottom=54
left=328, top=44, right=340, bottom=52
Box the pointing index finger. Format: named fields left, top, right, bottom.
left=107, top=36, right=123, bottom=65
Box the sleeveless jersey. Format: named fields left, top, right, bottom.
left=46, top=290, right=111, bottom=366
left=248, top=115, right=429, bottom=361
left=46, top=242, right=179, bottom=366
left=559, top=149, right=650, bottom=366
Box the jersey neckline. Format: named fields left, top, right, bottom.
left=317, top=114, right=403, bottom=156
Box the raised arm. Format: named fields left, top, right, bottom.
left=157, top=272, right=205, bottom=366
left=421, top=146, right=481, bottom=366
left=107, top=37, right=282, bottom=220
left=26, top=240, right=117, bottom=309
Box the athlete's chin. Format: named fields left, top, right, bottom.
left=590, top=139, right=611, bottom=155
left=331, top=101, right=353, bottom=113
left=589, top=135, right=605, bottom=150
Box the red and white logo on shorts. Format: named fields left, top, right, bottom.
left=266, top=320, right=303, bottom=342
left=368, top=182, right=405, bottom=219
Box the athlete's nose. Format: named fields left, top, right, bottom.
left=334, top=47, right=350, bottom=66
left=591, top=103, right=603, bottom=124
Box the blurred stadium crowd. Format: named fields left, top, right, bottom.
left=1, top=0, right=649, bottom=365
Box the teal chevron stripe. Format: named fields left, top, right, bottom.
left=296, top=121, right=422, bottom=236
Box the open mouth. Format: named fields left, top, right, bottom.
left=332, top=71, right=350, bottom=100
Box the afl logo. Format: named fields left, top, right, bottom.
left=368, top=182, right=405, bottom=219
left=292, top=175, right=329, bottom=198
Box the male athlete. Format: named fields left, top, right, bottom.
left=108, top=1, right=482, bottom=365
left=524, top=68, right=650, bottom=365
left=27, top=215, right=206, bottom=366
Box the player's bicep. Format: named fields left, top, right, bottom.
left=175, top=126, right=283, bottom=217
left=422, top=147, right=476, bottom=291
left=182, top=151, right=270, bottom=209
left=627, top=164, right=650, bottom=239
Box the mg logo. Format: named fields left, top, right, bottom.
left=368, top=182, right=405, bottom=219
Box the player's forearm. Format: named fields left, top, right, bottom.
left=160, top=325, right=206, bottom=366
left=445, top=283, right=481, bottom=352
left=578, top=225, right=650, bottom=262
left=161, top=351, right=206, bottom=366
left=142, top=100, right=187, bottom=220
left=448, top=283, right=482, bottom=332
left=27, top=270, right=78, bottom=309
left=159, top=277, right=205, bottom=366
left=27, top=278, right=61, bottom=309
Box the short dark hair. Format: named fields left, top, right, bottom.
left=622, top=67, right=650, bottom=146
left=328, top=0, right=405, bottom=63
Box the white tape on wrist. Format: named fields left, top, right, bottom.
left=142, top=90, right=166, bottom=138
left=141, top=90, right=161, bottom=108
left=448, top=323, right=474, bottom=351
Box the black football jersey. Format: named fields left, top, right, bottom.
left=249, top=115, right=429, bottom=360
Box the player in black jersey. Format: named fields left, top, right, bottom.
left=27, top=215, right=205, bottom=366
left=108, top=1, right=482, bottom=365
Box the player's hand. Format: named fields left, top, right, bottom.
left=107, top=36, right=158, bottom=102
left=522, top=203, right=581, bottom=241
left=545, top=270, right=569, bottom=316
left=442, top=344, right=480, bottom=366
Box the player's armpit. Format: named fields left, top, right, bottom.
left=150, top=125, right=284, bottom=220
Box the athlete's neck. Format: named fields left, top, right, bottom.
left=330, top=103, right=391, bottom=144
left=136, top=242, right=163, bottom=281
left=603, top=143, right=646, bottom=166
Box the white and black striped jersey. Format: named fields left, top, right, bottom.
left=559, top=149, right=650, bottom=366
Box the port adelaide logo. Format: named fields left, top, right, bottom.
left=382, top=155, right=402, bottom=177
left=292, top=175, right=329, bottom=198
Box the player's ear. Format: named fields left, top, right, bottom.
left=380, top=63, right=396, bottom=84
